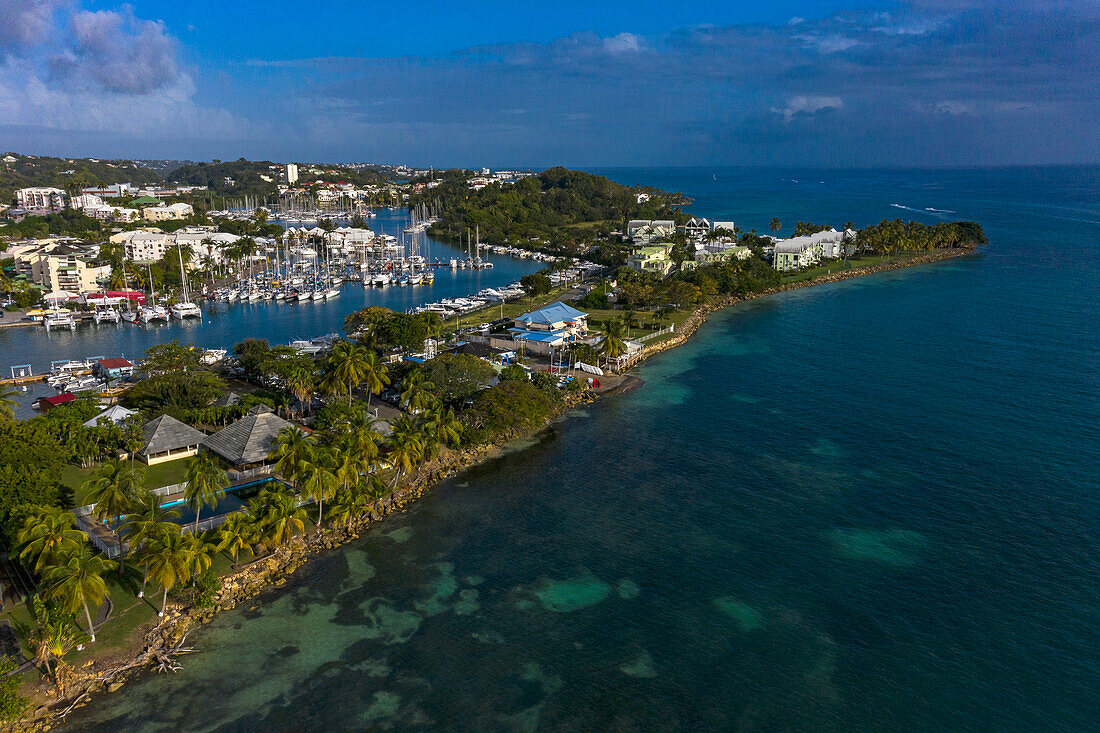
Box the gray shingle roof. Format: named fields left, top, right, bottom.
left=202, top=411, right=293, bottom=466
left=140, top=415, right=206, bottom=455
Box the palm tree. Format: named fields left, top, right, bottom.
left=81, top=458, right=145, bottom=566
left=285, top=366, right=315, bottom=417
left=327, top=340, right=371, bottom=406
left=250, top=486, right=307, bottom=549
left=401, top=370, right=437, bottom=413
left=17, top=507, right=84, bottom=575
left=17, top=594, right=86, bottom=696
left=299, top=447, right=338, bottom=526
left=622, top=310, right=638, bottom=338
left=769, top=218, right=782, bottom=233
left=428, top=406, right=462, bottom=450
left=599, top=318, right=628, bottom=369
left=325, top=485, right=369, bottom=528
left=215, top=513, right=255, bottom=561
left=183, top=452, right=228, bottom=532
left=0, top=386, right=18, bottom=420
left=144, top=524, right=192, bottom=617
left=44, top=545, right=116, bottom=642
left=269, top=426, right=314, bottom=479
left=363, top=474, right=389, bottom=516
left=121, top=492, right=179, bottom=598
left=182, top=532, right=216, bottom=583
left=385, top=415, right=424, bottom=487
left=360, top=351, right=390, bottom=408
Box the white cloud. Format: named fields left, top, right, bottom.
left=603, top=32, right=642, bottom=54
left=771, top=95, right=844, bottom=122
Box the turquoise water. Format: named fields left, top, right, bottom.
left=61, top=168, right=1100, bottom=731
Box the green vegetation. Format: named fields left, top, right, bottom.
left=415, top=354, right=496, bottom=404
left=0, top=210, right=106, bottom=240
left=410, top=167, right=685, bottom=265
left=0, top=153, right=160, bottom=203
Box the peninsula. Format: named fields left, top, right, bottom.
left=0, top=159, right=986, bottom=727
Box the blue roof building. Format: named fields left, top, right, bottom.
left=508, top=301, right=589, bottom=353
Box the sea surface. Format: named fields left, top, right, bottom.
left=61, top=167, right=1100, bottom=731
left=1, top=208, right=542, bottom=418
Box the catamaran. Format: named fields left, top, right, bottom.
left=43, top=309, right=76, bottom=331
left=170, top=246, right=202, bottom=319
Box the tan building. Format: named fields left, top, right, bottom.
left=16, top=242, right=109, bottom=292
left=143, top=202, right=194, bottom=221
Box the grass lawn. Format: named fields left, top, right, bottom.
left=441, top=285, right=579, bottom=334
left=780, top=252, right=936, bottom=284
left=66, top=459, right=191, bottom=505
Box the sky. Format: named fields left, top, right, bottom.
left=0, top=0, right=1097, bottom=168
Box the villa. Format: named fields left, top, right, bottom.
left=626, top=219, right=676, bottom=244
left=627, top=244, right=675, bottom=277
left=137, top=414, right=206, bottom=465
left=773, top=229, right=853, bottom=271
left=202, top=406, right=293, bottom=477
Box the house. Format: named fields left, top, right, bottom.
left=773, top=239, right=824, bottom=271
left=202, top=406, right=293, bottom=470
left=772, top=229, right=852, bottom=271
left=83, top=404, right=137, bottom=427
left=143, top=202, right=194, bottom=222
left=37, top=393, right=76, bottom=411
left=684, top=246, right=752, bottom=269
left=130, top=195, right=161, bottom=208
left=503, top=301, right=589, bottom=354
left=14, top=188, right=66, bottom=212
left=137, top=414, right=206, bottom=465
left=96, top=358, right=134, bottom=380
left=626, top=220, right=677, bottom=244
left=627, top=244, right=675, bottom=277
left=710, top=221, right=738, bottom=237
left=683, top=217, right=712, bottom=241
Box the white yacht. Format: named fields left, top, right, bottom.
left=92, top=306, right=121, bottom=324
left=170, top=301, right=202, bottom=320
left=43, top=310, right=76, bottom=331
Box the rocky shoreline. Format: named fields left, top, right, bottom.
left=15, top=246, right=977, bottom=730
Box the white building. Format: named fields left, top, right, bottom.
left=123, top=232, right=172, bottom=262
left=15, top=187, right=66, bottom=211
left=286, top=163, right=298, bottom=184
left=772, top=229, right=853, bottom=271
left=70, top=193, right=104, bottom=210
left=143, top=202, right=194, bottom=221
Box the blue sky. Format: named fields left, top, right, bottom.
left=1, top=0, right=1097, bottom=167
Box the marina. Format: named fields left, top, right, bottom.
left=1, top=210, right=545, bottom=417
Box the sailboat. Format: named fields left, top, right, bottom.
left=121, top=265, right=140, bottom=323
left=141, top=264, right=170, bottom=322
left=170, top=246, right=202, bottom=319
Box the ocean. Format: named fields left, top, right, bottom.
left=60, top=166, right=1100, bottom=731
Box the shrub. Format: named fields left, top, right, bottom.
left=498, top=364, right=528, bottom=382
left=0, top=656, right=25, bottom=721
left=461, top=381, right=556, bottom=444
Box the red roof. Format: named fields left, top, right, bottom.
left=39, top=393, right=76, bottom=409
left=98, top=358, right=133, bottom=369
